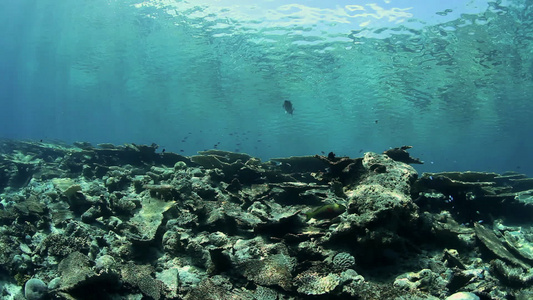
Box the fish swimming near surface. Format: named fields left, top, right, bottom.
left=283, top=100, right=294, bottom=115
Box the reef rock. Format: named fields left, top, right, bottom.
left=0, top=140, right=532, bottom=300
left=326, top=152, right=420, bottom=265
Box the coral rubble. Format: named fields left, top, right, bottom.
left=0, top=139, right=531, bottom=299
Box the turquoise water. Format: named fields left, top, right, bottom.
left=0, top=0, right=532, bottom=175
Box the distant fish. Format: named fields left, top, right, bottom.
left=283, top=100, right=294, bottom=115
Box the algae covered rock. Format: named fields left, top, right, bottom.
left=515, top=189, right=533, bottom=206
left=503, top=227, right=533, bottom=261
left=474, top=222, right=530, bottom=269
left=94, top=255, right=116, bottom=272
left=121, top=262, right=163, bottom=300
left=53, top=250, right=121, bottom=299
left=445, top=292, right=480, bottom=300
left=239, top=253, right=295, bottom=291
left=295, top=271, right=341, bottom=295
left=326, top=152, right=420, bottom=265
left=394, top=269, right=435, bottom=291
left=57, top=251, right=95, bottom=290
left=184, top=275, right=235, bottom=300
left=24, top=278, right=48, bottom=300
left=126, top=194, right=176, bottom=242
left=490, top=259, right=533, bottom=286
left=52, top=178, right=82, bottom=198
left=36, top=232, right=91, bottom=258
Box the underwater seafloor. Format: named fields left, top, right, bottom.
left=0, top=139, right=532, bottom=300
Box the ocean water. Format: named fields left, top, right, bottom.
left=0, top=0, right=532, bottom=176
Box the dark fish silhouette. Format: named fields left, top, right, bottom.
left=283, top=100, right=294, bottom=115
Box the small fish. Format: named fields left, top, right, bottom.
left=283, top=100, right=294, bottom=115
left=305, top=203, right=346, bottom=220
